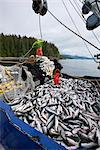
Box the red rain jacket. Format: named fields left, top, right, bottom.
left=36, top=48, right=43, bottom=56
left=53, top=72, right=60, bottom=85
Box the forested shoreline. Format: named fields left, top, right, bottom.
left=0, top=33, right=60, bottom=58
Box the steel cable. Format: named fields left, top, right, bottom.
left=70, top=0, right=100, bottom=45
left=61, top=0, right=97, bottom=63
left=39, top=14, right=43, bottom=39
left=47, top=9, right=100, bottom=52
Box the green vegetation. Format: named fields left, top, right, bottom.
left=0, top=33, right=60, bottom=58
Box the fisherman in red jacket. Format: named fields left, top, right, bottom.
left=36, top=47, right=43, bottom=56
left=53, top=69, right=60, bottom=85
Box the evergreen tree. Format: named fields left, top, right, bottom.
left=0, top=33, right=60, bottom=58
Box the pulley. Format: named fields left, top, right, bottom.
left=82, top=0, right=100, bottom=30
left=82, top=1, right=91, bottom=14
left=32, top=0, right=48, bottom=16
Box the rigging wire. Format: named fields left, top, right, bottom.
left=78, top=0, right=100, bottom=19
left=47, top=9, right=100, bottom=52
left=61, top=0, right=80, bottom=31
left=72, top=0, right=86, bottom=22
left=95, top=0, right=100, bottom=13
left=72, top=0, right=82, bottom=13
left=70, top=0, right=100, bottom=44
left=61, top=0, right=97, bottom=62
left=22, top=14, right=43, bottom=58
left=39, top=14, right=43, bottom=39
left=68, top=0, right=86, bottom=23
left=23, top=48, right=33, bottom=58
left=76, top=0, right=100, bottom=44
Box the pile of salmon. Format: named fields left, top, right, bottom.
left=9, top=78, right=100, bottom=150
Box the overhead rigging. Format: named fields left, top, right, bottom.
left=82, top=0, right=100, bottom=30
left=61, top=0, right=97, bottom=63
left=31, top=0, right=100, bottom=61
left=47, top=9, right=100, bottom=52
left=67, top=0, right=100, bottom=45
left=68, top=0, right=100, bottom=63
left=32, top=0, right=47, bottom=39
left=32, top=0, right=48, bottom=16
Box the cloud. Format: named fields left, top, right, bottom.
left=0, top=0, right=100, bottom=57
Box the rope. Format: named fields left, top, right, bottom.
left=61, top=0, right=97, bottom=63
left=22, top=48, right=33, bottom=58
left=39, top=14, right=43, bottom=39
left=47, top=9, right=100, bottom=52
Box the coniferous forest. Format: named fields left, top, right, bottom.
left=0, top=33, right=60, bottom=58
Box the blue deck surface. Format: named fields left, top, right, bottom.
left=0, top=100, right=67, bottom=150
left=0, top=100, right=87, bottom=150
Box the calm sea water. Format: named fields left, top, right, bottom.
left=59, top=59, right=100, bottom=77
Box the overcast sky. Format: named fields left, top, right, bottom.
left=0, top=0, right=100, bottom=57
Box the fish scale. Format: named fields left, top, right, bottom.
left=9, top=78, right=100, bottom=149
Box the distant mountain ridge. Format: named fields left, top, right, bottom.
left=61, top=54, right=93, bottom=59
